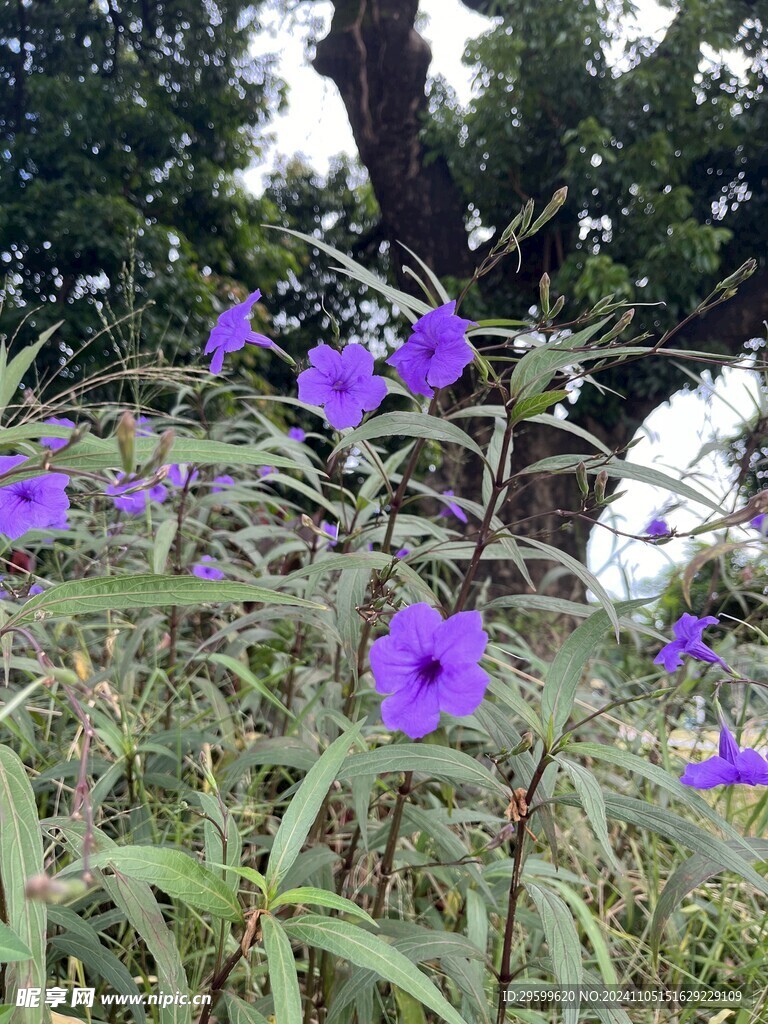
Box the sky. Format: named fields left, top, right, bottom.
left=244, top=1, right=762, bottom=597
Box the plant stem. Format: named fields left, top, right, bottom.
left=372, top=769, right=414, bottom=918
left=496, top=754, right=550, bottom=1024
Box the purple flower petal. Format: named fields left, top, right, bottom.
left=42, top=417, right=76, bottom=451
left=645, top=518, right=669, bottom=537
left=656, top=614, right=729, bottom=673
left=680, top=755, right=740, bottom=789
left=387, top=301, right=477, bottom=397
left=206, top=290, right=275, bottom=374
left=369, top=602, right=490, bottom=739
left=288, top=427, right=306, bottom=443
left=297, top=344, right=387, bottom=430
left=0, top=456, right=70, bottom=539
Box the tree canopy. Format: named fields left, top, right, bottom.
left=0, top=0, right=292, bottom=376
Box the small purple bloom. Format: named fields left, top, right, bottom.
left=205, top=289, right=277, bottom=374
left=0, top=455, right=70, bottom=540
left=646, top=518, right=669, bottom=537
left=192, top=555, right=226, bottom=581
left=750, top=513, right=768, bottom=534
left=387, top=301, right=477, bottom=398
left=654, top=613, right=730, bottom=673
left=439, top=489, right=468, bottom=524
left=211, top=474, right=235, bottom=493
left=42, top=417, right=76, bottom=451
left=396, top=548, right=410, bottom=558
left=288, top=427, right=306, bottom=442
left=370, top=603, right=489, bottom=738
left=297, top=344, right=387, bottom=430
left=0, top=579, right=44, bottom=601
left=681, top=721, right=768, bottom=789
left=259, top=466, right=276, bottom=478
left=136, top=416, right=154, bottom=437
left=106, top=475, right=167, bottom=514
left=168, top=464, right=199, bottom=488
left=321, top=521, right=339, bottom=549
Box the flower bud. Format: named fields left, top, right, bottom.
left=594, top=469, right=609, bottom=504
left=116, top=411, right=136, bottom=474
left=576, top=461, right=589, bottom=497
left=539, top=273, right=551, bottom=316
left=717, top=259, right=756, bottom=292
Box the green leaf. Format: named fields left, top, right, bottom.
left=223, top=994, right=270, bottom=1024
left=329, top=412, right=487, bottom=463
left=508, top=318, right=610, bottom=398
left=509, top=390, right=569, bottom=425
left=208, top=653, right=294, bottom=719
left=649, top=838, right=768, bottom=959
left=0, top=745, right=48, bottom=1023
left=262, top=916, right=302, bottom=1024
left=0, top=922, right=32, bottom=964
left=556, top=793, right=768, bottom=897
left=519, top=539, right=623, bottom=638
left=3, top=574, right=322, bottom=629
left=152, top=518, right=178, bottom=575
left=556, top=757, right=621, bottom=873
left=266, top=724, right=362, bottom=893
left=0, top=323, right=62, bottom=418
left=281, top=916, right=469, bottom=1024
left=73, top=847, right=243, bottom=921
left=541, top=600, right=648, bottom=733
left=337, top=743, right=508, bottom=797
left=271, top=887, right=377, bottom=926
left=526, top=882, right=582, bottom=1024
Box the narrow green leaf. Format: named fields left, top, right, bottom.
left=541, top=600, right=648, bottom=732
left=0, top=745, right=48, bottom=1024
left=271, top=887, right=377, bottom=926
left=650, top=838, right=768, bottom=959
left=0, top=323, right=62, bottom=416
left=329, top=412, right=487, bottom=462
left=152, top=518, right=178, bottom=575
left=509, top=390, right=569, bottom=425
left=281, top=916, right=469, bottom=1024
left=0, top=922, right=32, bottom=964
left=262, top=916, right=302, bottom=1024
left=526, top=882, right=582, bottom=1024
left=266, top=724, right=362, bottom=893
left=508, top=318, right=610, bottom=398
left=556, top=793, right=768, bottom=897
left=71, top=847, right=243, bottom=921
left=557, top=757, right=621, bottom=873
left=223, top=994, right=270, bottom=1024
left=337, top=743, right=508, bottom=797
left=4, top=574, right=321, bottom=628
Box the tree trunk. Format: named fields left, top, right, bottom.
left=315, top=0, right=767, bottom=600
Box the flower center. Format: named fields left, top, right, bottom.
left=331, top=380, right=348, bottom=392
left=419, top=656, right=442, bottom=686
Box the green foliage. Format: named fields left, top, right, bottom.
left=0, top=0, right=294, bottom=376
left=0, top=239, right=765, bottom=1024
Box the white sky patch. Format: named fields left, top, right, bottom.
left=589, top=367, right=763, bottom=597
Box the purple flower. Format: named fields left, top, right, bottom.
left=439, top=489, right=468, bottom=524
left=297, top=344, right=387, bottom=430
left=168, top=464, right=199, bottom=488
left=681, top=721, right=768, bottom=789
left=192, top=555, right=226, bottom=581
left=370, top=604, right=489, bottom=738
left=106, top=475, right=167, bottom=514
left=211, top=474, right=235, bottom=493
left=654, top=613, right=730, bottom=673
left=259, top=466, right=276, bottom=478
left=42, top=417, right=76, bottom=451
left=0, top=456, right=70, bottom=539
left=750, top=513, right=768, bottom=534
left=646, top=518, right=670, bottom=537
left=396, top=548, right=410, bottom=558
left=205, top=289, right=277, bottom=374
left=136, top=416, right=154, bottom=437
left=0, top=579, right=44, bottom=601
left=387, top=301, right=477, bottom=398
left=288, top=427, right=306, bottom=443
left=321, top=521, right=339, bottom=548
